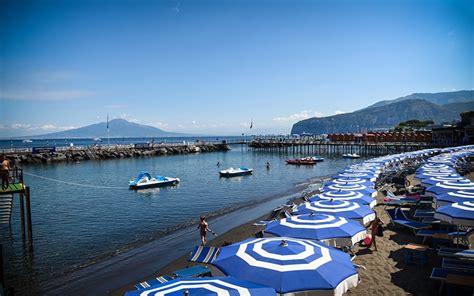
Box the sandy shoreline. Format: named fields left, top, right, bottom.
left=112, top=174, right=444, bottom=296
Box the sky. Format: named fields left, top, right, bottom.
left=0, top=0, right=473, bottom=137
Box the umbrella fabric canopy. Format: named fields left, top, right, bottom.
left=415, top=171, right=458, bottom=180
left=124, top=277, right=276, bottom=296
left=421, top=175, right=465, bottom=187
left=311, top=190, right=377, bottom=208
left=293, top=199, right=375, bottom=225
left=264, top=213, right=366, bottom=247
left=321, top=183, right=376, bottom=197
left=426, top=180, right=474, bottom=196
left=212, top=237, right=359, bottom=296
left=326, top=178, right=375, bottom=189
left=333, top=172, right=377, bottom=181
left=435, top=190, right=474, bottom=207
left=434, top=201, right=474, bottom=227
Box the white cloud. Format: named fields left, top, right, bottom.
left=105, top=104, right=128, bottom=109
left=0, top=89, right=95, bottom=101
left=334, top=110, right=346, bottom=115
left=273, top=110, right=324, bottom=123
left=152, top=122, right=169, bottom=129
left=119, top=113, right=140, bottom=123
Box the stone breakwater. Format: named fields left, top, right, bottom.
left=4, top=143, right=231, bottom=165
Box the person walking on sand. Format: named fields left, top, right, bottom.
left=1, top=155, right=11, bottom=190
left=367, top=213, right=384, bottom=251
left=198, top=216, right=215, bottom=246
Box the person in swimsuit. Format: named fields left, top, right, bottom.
left=1, top=155, right=11, bottom=190
left=368, top=213, right=384, bottom=251
left=198, top=216, right=213, bottom=246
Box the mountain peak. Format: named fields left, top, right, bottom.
left=32, top=118, right=186, bottom=138
left=291, top=90, right=474, bottom=135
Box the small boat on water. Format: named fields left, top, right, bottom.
left=219, top=167, right=253, bottom=177
left=129, top=171, right=180, bottom=189
left=22, top=139, right=33, bottom=143
left=286, top=157, right=317, bottom=165
left=311, top=155, right=325, bottom=162
left=343, top=153, right=361, bottom=159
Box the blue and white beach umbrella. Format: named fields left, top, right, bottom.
left=212, top=237, right=359, bottom=296
left=434, top=201, right=474, bottom=227
left=321, top=183, right=377, bottom=197
left=293, top=199, right=375, bottom=225
left=334, top=172, right=377, bottom=182
left=415, top=170, right=457, bottom=180
left=435, top=190, right=474, bottom=207
left=326, top=178, right=375, bottom=189
left=426, top=180, right=474, bottom=196
left=311, top=190, right=377, bottom=208
left=124, top=276, right=276, bottom=296
left=421, top=175, right=465, bottom=187
left=264, top=213, right=366, bottom=247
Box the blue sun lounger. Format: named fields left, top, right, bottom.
left=187, top=246, right=220, bottom=264
left=442, top=258, right=474, bottom=272
left=430, top=268, right=474, bottom=294
left=386, top=208, right=430, bottom=234
left=416, top=229, right=451, bottom=245
left=135, top=275, right=174, bottom=290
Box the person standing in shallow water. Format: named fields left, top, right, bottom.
left=198, top=216, right=214, bottom=246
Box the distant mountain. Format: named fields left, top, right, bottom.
left=364, top=90, right=473, bottom=110
left=291, top=90, right=474, bottom=135
left=32, top=119, right=187, bottom=138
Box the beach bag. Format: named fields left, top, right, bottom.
left=376, top=224, right=384, bottom=237
left=363, top=234, right=373, bottom=246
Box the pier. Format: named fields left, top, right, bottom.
left=249, top=138, right=431, bottom=156
left=0, top=168, right=33, bottom=250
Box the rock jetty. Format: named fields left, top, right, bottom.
left=4, top=143, right=231, bottom=165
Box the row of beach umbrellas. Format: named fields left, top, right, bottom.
left=127, top=145, right=474, bottom=296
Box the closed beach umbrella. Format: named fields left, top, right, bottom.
left=212, top=237, right=359, bottom=296
left=293, top=199, right=375, bottom=225
left=434, top=201, right=474, bottom=227
left=264, top=213, right=366, bottom=247
left=124, top=276, right=276, bottom=296
left=321, top=183, right=377, bottom=197
left=311, top=190, right=377, bottom=208
left=426, top=180, right=474, bottom=196
left=435, top=190, right=474, bottom=207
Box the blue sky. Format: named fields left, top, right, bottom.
left=0, top=0, right=472, bottom=137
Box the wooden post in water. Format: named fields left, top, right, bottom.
left=25, top=187, right=33, bottom=251
left=19, top=192, right=25, bottom=240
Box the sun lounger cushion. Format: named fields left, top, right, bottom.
left=188, top=246, right=219, bottom=264
left=386, top=208, right=430, bottom=230
left=430, top=268, right=474, bottom=281
left=416, top=229, right=451, bottom=237
left=172, top=265, right=212, bottom=278
left=442, top=258, right=474, bottom=271
left=135, top=275, right=173, bottom=290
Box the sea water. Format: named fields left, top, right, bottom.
left=1, top=144, right=361, bottom=294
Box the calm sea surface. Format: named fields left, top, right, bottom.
left=1, top=143, right=361, bottom=294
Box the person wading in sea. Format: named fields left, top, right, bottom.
left=197, top=216, right=215, bottom=246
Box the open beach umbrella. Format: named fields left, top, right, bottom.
left=415, top=170, right=458, bottom=180
left=434, top=201, right=474, bottom=227
left=293, top=199, right=375, bottom=225
left=321, top=183, right=377, bottom=197
left=435, top=190, right=474, bottom=207
left=426, top=180, right=474, bottom=196
left=326, top=178, right=375, bottom=189
left=333, top=172, right=377, bottom=182
left=421, top=175, right=465, bottom=187
left=212, top=237, right=359, bottom=296
left=264, top=213, right=366, bottom=247
left=311, top=190, right=377, bottom=208
left=124, top=276, right=276, bottom=296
